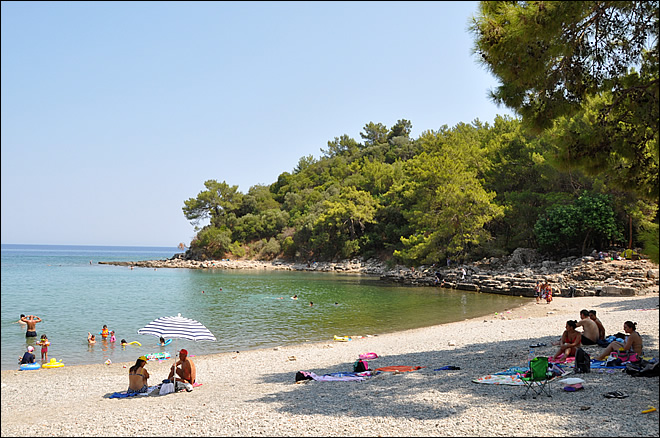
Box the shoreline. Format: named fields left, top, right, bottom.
left=100, top=255, right=660, bottom=298
left=2, top=294, right=658, bottom=437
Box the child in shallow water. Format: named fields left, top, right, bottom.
left=38, top=334, right=50, bottom=361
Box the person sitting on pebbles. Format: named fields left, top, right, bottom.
left=168, top=349, right=196, bottom=385
left=596, top=321, right=643, bottom=361
left=588, top=310, right=606, bottom=341
left=553, top=320, right=581, bottom=361
left=575, top=309, right=599, bottom=345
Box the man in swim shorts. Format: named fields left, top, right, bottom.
left=21, top=315, right=42, bottom=337
left=576, top=309, right=599, bottom=345
left=168, top=349, right=196, bottom=384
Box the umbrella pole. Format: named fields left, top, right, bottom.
left=172, top=339, right=177, bottom=389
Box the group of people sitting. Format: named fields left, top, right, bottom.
left=553, top=308, right=643, bottom=362
left=127, top=348, right=196, bottom=394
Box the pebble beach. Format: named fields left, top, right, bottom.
left=2, top=292, right=658, bottom=437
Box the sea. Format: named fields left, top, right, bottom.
left=1, top=244, right=529, bottom=370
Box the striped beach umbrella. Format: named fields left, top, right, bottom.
left=138, top=313, right=215, bottom=389
left=137, top=313, right=216, bottom=342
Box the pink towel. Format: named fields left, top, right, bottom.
left=549, top=355, right=575, bottom=364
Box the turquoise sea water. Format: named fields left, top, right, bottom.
left=1, top=244, right=529, bottom=370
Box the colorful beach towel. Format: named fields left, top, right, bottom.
left=548, top=356, right=576, bottom=364
left=472, top=374, right=529, bottom=386
left=494, top=366, right=529, bottom=376
left=374, top=366, right=425, bottom=373
left=304, top=371, right=369, bottom=381
left=473, top=365, right=570, bottom=386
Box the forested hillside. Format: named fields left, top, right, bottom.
left=181, top=116, right=657, bottom=265
left=182, top=1, right=658, bottom=265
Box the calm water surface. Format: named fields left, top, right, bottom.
left=1, top=244, right=529, bottom=370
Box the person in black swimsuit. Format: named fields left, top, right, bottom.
left=21, top=315, right=42, bottom=337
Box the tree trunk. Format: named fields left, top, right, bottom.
left=628, top=215, right=633, bottom=249
left=581, top=229, right=592, bottom=256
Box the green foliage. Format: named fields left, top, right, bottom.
left=183, top=115, right=655, bottom=264
left=190, top=226, right=232, bottom=259
left=470, top=1, right=659, bottom=201
left=183, top=180, right=242, bottom=228
left=281, top=236, right=296, bottom=258
left=534, top=193, right=623, bottom=255
left=228, top=241, right=246, bottom=258
left=360, top=122, right=388, bottom=145
left=390, top=136, right=504, bottom=264
left=638, top=221, right=659, bottom=264
left=260, top=238, right=281, bottom=260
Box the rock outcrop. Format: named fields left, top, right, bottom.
left=98, top=248, right=659, bottom=297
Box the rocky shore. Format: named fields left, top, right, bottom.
left=99, top=248, right=659, bottom=298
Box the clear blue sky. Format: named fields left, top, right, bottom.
left=1, top=1, right=513, bottom=247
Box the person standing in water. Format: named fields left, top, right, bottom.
left=37, top=334, right=50, bottom=362
left=21, top=315, right=42, bottom=338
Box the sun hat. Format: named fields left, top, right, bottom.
left=179, top=349, right=188, bottom=356
left=27, top=346, right=34, bottom=352
left=138, top=355, right=148, bottom=362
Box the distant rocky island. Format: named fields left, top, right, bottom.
left=99, top=247, right=659, bottom=298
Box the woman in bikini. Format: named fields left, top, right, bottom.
left=596, top=321, right=643, bottom=361
left=127, top=356, right=150, bottom=394
left=553, top=320, right=581, bottom=360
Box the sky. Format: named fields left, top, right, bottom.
left=1, top=1, right=514, bottom=247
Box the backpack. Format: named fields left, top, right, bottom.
left=353, top=359, right=369, bottom=372
left=575, top=348, right=590, bottom=373
left=625, top=360, right=660, bottom=378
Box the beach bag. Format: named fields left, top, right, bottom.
left=575, top=348, right=590, bottom=373
left=626, top=360, right=659, bottom=378
left=295, top=371, right=313, bottom=382
left=353, top=359, right=369, bottom=372
left=615, top=351, right=638, bottom=363
left=359, top=352, right=379, bottom=360
left=159, top=382, right=175, bottom=395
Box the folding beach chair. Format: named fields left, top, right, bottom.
left=520, top=356, right=552, bottom=398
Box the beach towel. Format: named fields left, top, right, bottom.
left=472, top=374, right=529, bottom=386
left=374, top=366, right=424, bottom=373
left=548, top=356, right=576, bottom=364
left=474, top=365, right=570, bottom=386
left=109, top=386, right=159, bottom=399
left=303, top=371, right=368, bottom=381
left=494, top=366, right=529, bottom=375
left=590, top=360, right=626, bottom=369
left=109, top=391, right=143, bottom=398
left=359, top=352, right=379, bottom=360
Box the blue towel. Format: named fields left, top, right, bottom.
left=434, top=366, right=461, bottom=371
left=109, top=391, right=140, bottom=399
